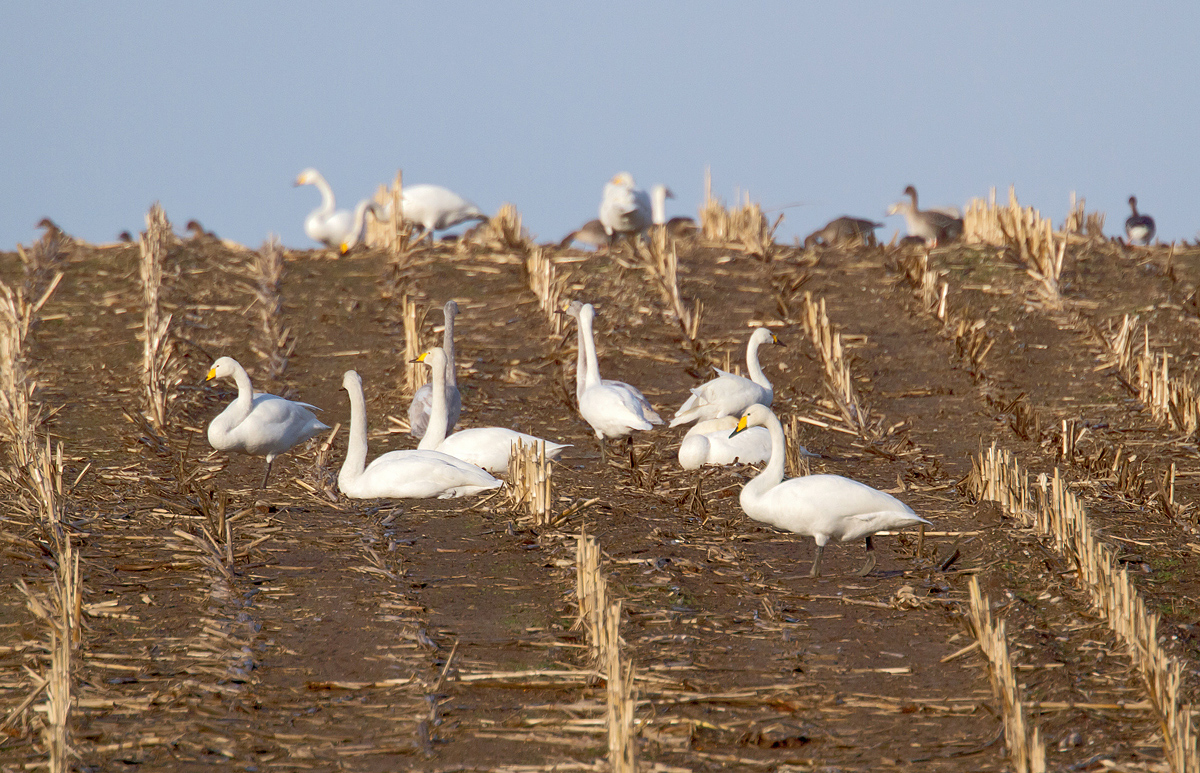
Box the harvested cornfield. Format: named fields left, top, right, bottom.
left=3, top=210, right=1200, bottom=772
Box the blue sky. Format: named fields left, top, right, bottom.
left=3, top=3, right=1196, bottom=249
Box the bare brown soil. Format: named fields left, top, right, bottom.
left=3, top=226, right=1200, bottom=771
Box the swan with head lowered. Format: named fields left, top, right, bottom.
left=416, top=348, right=570, bottom=472
left=338, top=370, right=500, bottom=499
left=887, top=185, right=963, bottom=246
left=599, top=172, right=652, bottom=239
left=396, top=184, right=487, bottom=243
left=205, top=356, right=330, bottom=488
left=732, top=404, right=929, bottom=577
left=294, top=168, right=376, bottom=250
left=670, top=327, right=783, bottom=428
left=678, top=415, right=771, bottom=470
left=408, top=300, right=463, bottom=439
left=1125, top=196, right=1156, bottom=245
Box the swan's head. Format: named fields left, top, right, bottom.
left=560, top=299, right=585, bottom=319
left=609, top=172, right=636, bottom=188
left=750, top=327, right=784, bottom=348
left=444, top=300, right=459, bottom=320
left=414, top=348, right=448, bottom=372
left=295, top=168, right=321, bottom=187
left=342, top=370, right=362, bottom=392
left=732, top=404, right=774, bottom=437
left=579, top=302, right=596, bottom=326
left=205, top=356, right=240, bottom=382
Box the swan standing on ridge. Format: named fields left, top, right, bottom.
left=732, top=404, right=929, bottom=577
left=338, top=370, right=501, bottom=499
left=294, top=168, right=375, bottom=250
left=599, top=173, right=652, bottom=239
left=678, top=415, right=771, bottom=470
left=670, top=327, right=783, bottom=428
left=650, top=184, right=697, bottom=236
left=339, top=201, right=386, bottom=253
left=575, top=302, right=662, bottom=459
left=1125, top=196, right=1156, bottom=245
left=416, top=348, right=570, bottom=472
left=562, top=301, right=655, bottom=408
left=409, top=300, right=463, bottom=439
left=887, top=185, right=963, bottom=246
left=205, top=357, right=330, bottom=488
left=396, top=184, right=487, bottom=243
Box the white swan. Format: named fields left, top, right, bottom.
left=576, top=302, right=662, bottom=457
left=409, top=300, right=463, bottom=439
left=397, top=184, right=487, bottom=241
left=1125, top=196, right=1156, bottom=245
left=415, top=348, right=570, bottom=472
left=599, top=172, right=652, bottom=238
left=650, top=184, right=697, bottom=236
left=670, top=327, right=782, bottom=428
left=733, top=404, right=930, bottom=577
left=678, top=415, right=771, bottom=470
left=205, top=356, right=330, bottom=488
left=562, top=300, right=653, bottom=408
left=338, top=370, right=501, bottom=499
left=886, top=185, right=963, bottom=246
left=338, top=200, right=386, bottom=253
left=294, top=168, right=373, bottom=250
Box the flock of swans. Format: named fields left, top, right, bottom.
left=205, top=294, right=928, bottom=576
left=295, top=168, right=1160, bottom=251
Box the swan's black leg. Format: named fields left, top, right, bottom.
left=260, top=459, right=274, bottom=489
left=856, top=535, right=877, bottom=577
left=809, top=543, right=825, bottom=578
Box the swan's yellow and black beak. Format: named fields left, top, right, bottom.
left=772, top=333, right=785, bottom=347
left=730, top=414, right=750, bottom=438
left=205, top=367, right=217, bottom=382
left=411, top=351, right=431, bottom=364
left=339, top=242, right=350, bottom=255
left=293, top=174, right=307, bottom=186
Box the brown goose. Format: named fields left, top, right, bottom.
left=888, top=185, right=963, bottom=245
left=1125, top=196, right=1156, bottom=245
left=803, top=216, right=883, bottom=248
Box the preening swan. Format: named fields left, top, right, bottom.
left=205, top=356, right=330, bottom=488
left=732, top=404, right=929, bottom=577
left=409, top=300, right=463, bottom=439
left=398, top=184, right=487, bottom=241
left=670, top=327, right=782, bottom=428
left=803, top=217, right=883, bottom=248
left=338, top=370, right=501, bottom=499
left=416, top=348, right=570, bottom=472
left=575, top=302, right=662, bottom=458
left=678, top=415, right=771, bottom=470
left=887, top=186, right=963, bottom=246
left=599, top=172, right=652, bottom=239
left=1125, top=196, right=1155, bottom=245
left=295, top=168, right=375, bottom=250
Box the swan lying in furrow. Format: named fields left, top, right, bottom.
left=1125, top=195, right=1156, bottom=246
left=205, top=357, right=330, bottom=488
left=670, top=327, right=783, bottom=428
left=415, top=347, right=570, bottom=473
left=599, top=172, right=652, bottom=240
left=574, top=302, right=662, bottom=459
left=294, top=168, right=374, bottom=250
left=887, top=185, right=963, bottom=246
left=732, top=404, right=929, bottom=577
left=408, top=300, right=463, bottom=439
left=338, top=370, right=500, bottom=499
left=678, top=415, right=771, bottom=470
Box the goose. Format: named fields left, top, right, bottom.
left=650, top=184, right=698, bottom=236
left=670, top=327, right=782, bottom=428
left=408, top=300, right=463, bottom=439
left=338, top=201, right=386, bottom=253
left=576, top=302, right=662, bottom=458
left=205, top=356, right=330, bottom=488
left=559, top=219, right=612, bottom=249
left=678, top=415, right=771, bottom=470
left=416, top=348, right=570, bottom=472
left=1125, top=196, right=1156, bottom=245
left=338, top=370, right=501, bottom=499
left=803, top=216, right=883, bottom=248
left=599, top=172, right=652, bottom=239
left=397, top=184, right=487, bottom=243
left=732, top=404, right=930, bottom=577
left=295, top=168, right=373, bottom=250
left=887, top=186, right=963, bottom=246
left=562, top=300, right=654, bottom=408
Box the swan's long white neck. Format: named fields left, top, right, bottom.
left=418, top=351, right=449, bottom=450
left=340, top=378, right=369, bottom=487
left=345, top=200, right=375, bottom=248
left=312, top=173, right=337, bottom=216
left=571, top=314, right=588, bottom=401
left=579, top=307, right=603, bottom=389
left=228, top=361, right=255, bottom=425
left=443, top=304, right=458, bottom=387
left=746, top=335, right=770, bottom=388
left=651, top=186, right=668, bottom=226
left=743, top=410, right=788, bottom=501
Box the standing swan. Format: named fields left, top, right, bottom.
left=576, top=302, right=662, bottom=458
left=650, top=184, right=697, bottom=236
left=294, top=168, right=374, bottom=250
left=399, top=184, right=487, bottom=243
left=338, top=370, right=501, bottom=499
left=338, top=201, right=386, bottom=254
left=205, top=356, right=330, bottom=488
left=670, top=327, right=783, bottom=427
left=732, top=404, right=929, bottom=577
left=1125, top=196, right=1156, bottom=245
left=409, top=300, right=463, bottom=439
left=416, top=348, right=570, bottom=472
left=599, top=173, right=652, bottom=239
left=562, top=300, right=654, bottom=408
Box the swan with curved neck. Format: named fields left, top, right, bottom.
left=295, top=168, right=376, bottom=250
left=732, top=404, right=929, bottom=577
left=670, top=327, right=782, bottom=428
left=887, top=185, right=962, bottom=246
left=416, top=348, right=570, bottom=472
left=1125, top=196, right=1156, bottom=246
left=339, top=201, right=386, bottom=253
left=409, top=300, right=463, bottom=439
left=338, top=369, right=500, bottom=499
left=398, top=184, right=487, bottom=243
left=576, top=302, right=662, bottom=457
left=678, top=415, right=771, bottom=470
left=205, top=356, right=329, bottom=488
left=599, top=172, right=652, bottom=238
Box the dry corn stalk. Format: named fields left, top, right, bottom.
left=634, top=227, right=702, bottom=354
left=785, top=415, right=812, bottom=478
left=247, top=236, right=295, bottom=380
left=507, top=439, right=552, bottom=524
left=0, top=277, right=60, bottom=469
left=574, top=530, right=606, bottom=662
left=603, top=599, right=637, bottom=773
left=698, top=168, right=780, bottom=260
left=800, top=292, right=874, bottom=437
left=1097, top=316, right=1200, bottom=437
left=481, top=203, right=531, bottom=251
left=402, top=295, right=427, bottom=397
left=966, top=576, right=1046, bottom=773
left=524, top=247, right=567, bottom=334
left=139, top=204, right=184, bottom=431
